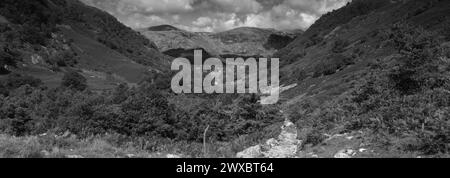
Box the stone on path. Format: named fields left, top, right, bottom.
left=237, top=120, right=302, bottom=158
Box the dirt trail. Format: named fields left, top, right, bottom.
left=236, top=110, right=302, bottom=158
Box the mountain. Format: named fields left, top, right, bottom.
left=273, top=0, right=450, bottom=156
left=146, top=25, right=181, bottom=32
left=138, top=25, right=302, bottom=59
left=138, top=25, right=220, bottom=58
left=1, top=0, right=449, bottom=158
left=278, top=0, right=450, bottom=105
left=0, top=0, right=171, bottom=89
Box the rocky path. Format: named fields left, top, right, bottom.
left=237, top=111, right=302, bottom=158
left=235, top=109, right=376, bottom=158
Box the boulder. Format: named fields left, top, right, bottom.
left=236, top=145, right=263, bottom=158
left=166, top=154, right=183, bottom=158
left=66, top=155, right=84, bottom=158
left=334, top=149, right=355, bottom=158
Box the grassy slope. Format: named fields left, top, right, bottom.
left=1, top=0, right=172, bottom=90
left=15, top=26, right=149, bottom=90
left=273, top=0, right=450, bottom=157
left=278, top=0, right=450, bottom=106
left=60, top=26, right=148, bottom=84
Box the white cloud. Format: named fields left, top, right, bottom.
left=284, top=0, right=350, bottom=15
left=209, top=0, right=263, bottom=13
left=127, top=0, right=194, bottom=14
left=193, top=17, right=213, bottom=26
left=81, top=0, right=352, bottom=32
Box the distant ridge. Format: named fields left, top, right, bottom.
left=147, top=25, right=180, bottom=31
left=139, top=25, right=302, bottom=58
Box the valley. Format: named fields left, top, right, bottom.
left=138, top=25, right=301, bottom=59
left=0, top=0, right=449, bottom=158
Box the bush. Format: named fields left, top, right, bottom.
left=48, top=51, right=78, bottom=67
left=304, top=129, right=327, bottom=146
left=386, top=23, right=441, bottom=94
left=304, top=34, right=323, bottom=48
left=264, top=34, right=295, bottom=50
left=140, top=71, right=172, bottom=90
left=61, top=71, right=87, bottom=91
left=0, top=0, right=61, bottom=46
left=292, top=70, right=309, bottom=82
left=0, top=135, right=44, bottom=158
left=288, top=24, right=450, bottom=156
left=0, top=46, right=20, bottom=69
left=313, top=54, right=355, bottom=77
left=0, top=73, right=42, bottom=92
left=18, top=24, right=49, bottom=45
left=332, top=39, right=350, bottom=53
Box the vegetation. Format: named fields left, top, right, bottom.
left=48, top=51, right=78, bottom=67
left=61, top=71, right=87, bottom=91
left=289, top=23, right=450, bottom=156
left=54, top=0, right=167, bottom=67
left=0, top=73, right=43, bottom=96
left=163, top=48, right=213, bottom=63
left=304, top=34, right=324, bottom=48
left=0, top=0, right=61, bottom=45
left=332, top=39, right=350, bottom=53
left=264, top=34, right=295, bottom=50
left=0, top=0, right=285, bottom=157
left=1, top=0, right=449, bottom=158
left=0, top=72, right=283, bottom=157
left=309, top=0, right=391, bottom=37
left=313, top=54, right=355, bottom=78
left=0, top=0, right=168, bottom=69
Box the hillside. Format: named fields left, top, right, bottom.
left=0, top=0, right=286, bottom=159
left=0, top=0, right=448, bottom=158
left=138, top=25, right=302, bottom=59
left=278, top=0, right=450, bottom=104
left=138, top=25, right=220, bottom=57
left=0, top=0, right=171, bottom=90
left=274, top=0, right=450, bottom=157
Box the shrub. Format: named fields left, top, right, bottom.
left=1, top=73, right=42, bottom=91
left=386, top=23, right=441, bottom=94
left=289, top=23, right=450, bottom=156
left=0, top=135, right=44, bottom=158
left=332, top=39, right=350, bottom=53
left=0, top=46, right=20, bottom=69
left=48, top=51, right=78, bottom=67
left=264, top=34, right=295, bottom=50
left=140, top=71, right=172, bottom=90
left=304, top=129, right=327, bottom=146
left=304, top=34, right=323, bottom=48
left=313, top=54, right=355, bottom=77
left=18, top=24, right=49, bottom=45
left=61, top=71, right=87, bottom=91
left=284, top=50, right=307, bottom=65
left=292, top=70, right=309, bottom=82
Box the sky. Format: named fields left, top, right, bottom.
left=81, top=0, right=351, bottom=32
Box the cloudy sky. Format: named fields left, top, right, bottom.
left=81, top=0, right=351, bottom=32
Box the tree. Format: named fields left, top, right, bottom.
left=2, top=73, right=42, bottom=90
left=0, top=46, right=20, bottom=70
left=387, top=23, right=441, bottom=94
left=61, top=71, right=87, bottom=91
left=49, top=51, right=78, bottom=67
